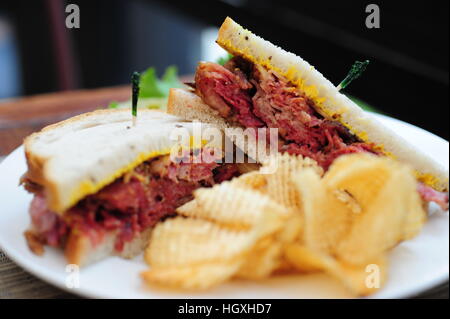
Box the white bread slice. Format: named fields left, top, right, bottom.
left=167, top=88, right=229, bottom=131
left=168, top=89, right=266, bottom=165
left=169, top=17, right=448, bottom=192
left=24, top=109, right=221, bottom=213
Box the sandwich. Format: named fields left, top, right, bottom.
left=21, top=109, right=242, bottom=266
left=167, top=17, right=449, bottom=210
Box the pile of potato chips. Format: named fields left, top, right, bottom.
left=142, top=153, right=426, bottom=296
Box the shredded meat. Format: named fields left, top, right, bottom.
left=194, top=57, right=449, bottom=208
left=27, top=151, right=240, bottom=252
left=195, top=62, right=264, bottom=128
left=195, top=58, right=379, bottom=170
left=213, top=163, right=241, bottom=183
left=29, top=195, right=68, bottom=247
left=417, top=183, right=449, bottom=211
left=20, top=174, right=43, bottom=194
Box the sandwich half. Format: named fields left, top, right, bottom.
left=168, top=17, right=449, bottom=210
left=22, top=109, right=242, bottom=266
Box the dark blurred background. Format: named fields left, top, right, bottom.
left=0, top=0, right=448, bottom=139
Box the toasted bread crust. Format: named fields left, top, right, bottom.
left=65, top=231, right=90, bottom=266
left=65, top=227, right=153, bottom=267
left=168, top=88, right=229, bottom=130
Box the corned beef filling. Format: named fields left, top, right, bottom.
left=417, top=183, right=449, bottom=211
left=27, top=151, right=240, bottom=252
left=195, top=58, right=379, bottom=170
left=194, top=57, right=448, bottom=209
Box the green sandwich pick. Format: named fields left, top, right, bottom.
left=131, top=71, right=140, bottom=126
left=337, top=60, right=370, bottom=91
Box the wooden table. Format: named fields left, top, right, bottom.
left=0, top=86, right=447, bottom=299
left=0, top=85, right=130, bottom=156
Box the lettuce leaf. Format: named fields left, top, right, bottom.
left=108, top=66, right=183, bottom=109
left=139, top=66, right=183, bottom=98
left=108, top=101, right=119, bottom=109
left=217, top=53, right=233, bottom=66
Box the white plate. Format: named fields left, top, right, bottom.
left=0, top=114, right=448, bottom=299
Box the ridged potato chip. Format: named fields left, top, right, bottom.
left=194, top=183, right=289, bottom=235
left=402, top=186, right=427, bottom=241
left=283, top=243, right=387, bottom=295
left=322, top=152, right=377, bottom=181
left=334, top=166, right=425, bottom=265
left=289, top=154, right=423, bottom=295
left=236, top=236, right=283, bottom=279
left=324, top=154, right=394, bottom=211
left=273, top=258, right=296, bottom=274
left=294, top=168, right=354, bottom=255
left=142, top=260, right=242, bottom=290
left=142, top=152, right=426, bottom=296
left=264, top=153, right=323, bottom=209
left=144, top=187, right=289, bottom=290
left=332, top=189, right=362, bottom=214
left=229, top=171, right=267, bottom=192
left=143, top=217, right=257, bottom=290
left=276, top=212, right=304, bottom=245
left=283, top=243, right=325, bottom=273
left=176, top=199, right=199, bottom=217
left=145, top=217, right=254, bottom=267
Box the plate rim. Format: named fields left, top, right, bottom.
left=0, top=113, right=448, bottom=299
